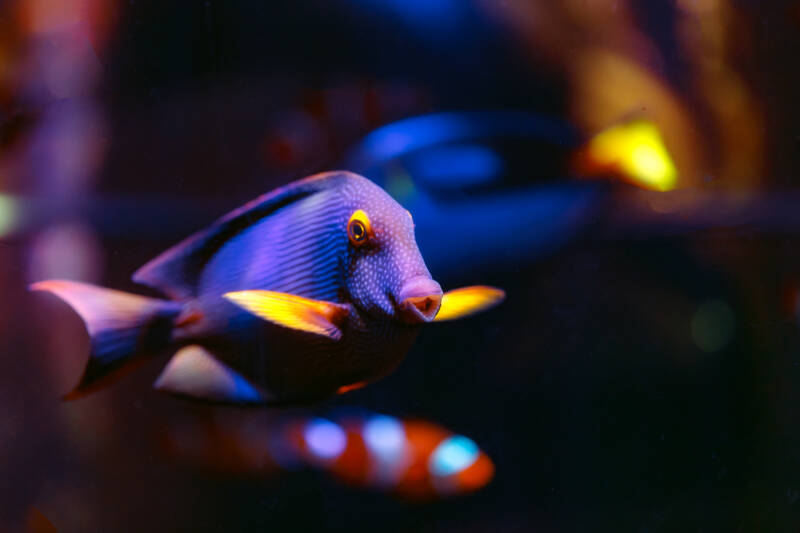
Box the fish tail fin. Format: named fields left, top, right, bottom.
left=30, top=280, right=182, bottom=400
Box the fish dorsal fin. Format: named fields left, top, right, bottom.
left=154, top=345, right=269, bottom=404
left=132, top=171, right=353, bottom=299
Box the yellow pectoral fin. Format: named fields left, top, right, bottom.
left=434, top=286, right=505, bottom=322
left=223, top=290, right=349, bottom=340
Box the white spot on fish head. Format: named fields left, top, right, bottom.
left=339, top=174, right=436, bottom=321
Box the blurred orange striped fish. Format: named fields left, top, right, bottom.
left=160, top=409, right=494, bottom=500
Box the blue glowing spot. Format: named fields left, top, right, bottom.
left=408, top=145, right=503, bottom=190
left=380, top=132, right=416, bottom=156
left=363, top=415, right=406, bottom=461
left=304, top=418, right=347, bottom=460
left=429, top=436, right=479, bottom=477
left=353, top=0, right=460, bottom=25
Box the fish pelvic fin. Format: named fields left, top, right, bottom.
left=154, top=345, right=270, bottom=404
left=30, top=280, right=182, bottom=399
left=433, top=286, right=505, bottom=322
left=223, top=290, right=349, bottom=340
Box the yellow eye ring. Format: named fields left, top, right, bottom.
left=348, top=209, right=371, bottom=246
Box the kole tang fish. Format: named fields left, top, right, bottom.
left=32, top=171, right=504, bottom=404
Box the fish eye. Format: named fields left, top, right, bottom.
left=348, top=209, right=371, bottom=246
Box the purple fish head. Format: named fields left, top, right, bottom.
left=340, top=175, right=442, bottom=324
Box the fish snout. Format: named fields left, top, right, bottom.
left=398, top=277, right=443, bottom=324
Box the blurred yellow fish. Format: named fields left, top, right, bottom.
left=576, top=119, right=678, bottom=191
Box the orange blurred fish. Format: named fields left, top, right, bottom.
left=161, top=409, right=494, bottom=500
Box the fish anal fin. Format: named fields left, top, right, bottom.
left=434, top=286, right=505, bottom=322
left=154, top=345, right=268, bottom=404
left=223, top=290, right=349, bottom=340
left=336, top=381, right=368, bottom=395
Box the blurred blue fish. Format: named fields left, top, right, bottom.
left=343, top=111, right=600, bottom=276
left=31, top=172, right=504, bottom=404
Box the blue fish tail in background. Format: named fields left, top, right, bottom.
left=30, top=280, right=181, bottom=399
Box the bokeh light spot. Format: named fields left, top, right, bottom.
left=304, top=418, right=347, bottom=460
left=363, top=415, right=406, bottom=461
left=587, top=120, right=677, bottom=191
left=0, top=194, right=19, bottom=237
left=27, top=223, right=103, bottom=283
left=691, top=300, right=735, bottom=352
left=429, top=435, right=479, bottom=477
left=385, top=167, right=416, bottom=203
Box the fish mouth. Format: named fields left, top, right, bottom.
left=397, top=277, right=443, bottom=324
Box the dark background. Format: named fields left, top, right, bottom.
left=3, top=0, right=800, bottom=531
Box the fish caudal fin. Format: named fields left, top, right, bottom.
left=30, top=280, right=182, bottom=399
